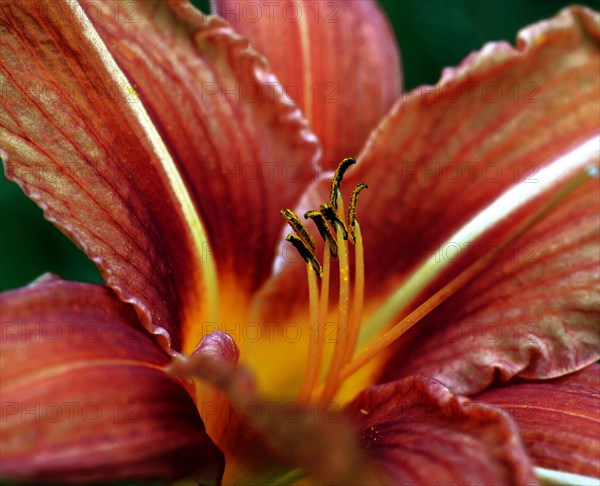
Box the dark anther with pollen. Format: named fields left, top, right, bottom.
left=330, top=157, right=356, bottom=210
left=320, top=204, right=349, bottom=240
left=347, top=183, right=368, bottom=243
left=286, top=234, right=322, bottom=278
left=304, top=210, right=338, bottom=258
left=280, top=208, right=316, bottom=251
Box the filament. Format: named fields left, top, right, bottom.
left=296, top=262, right=321, bottom=401
left=320, top=223, right=350, bottom=402
left=344, top=222, right=365, bottom=365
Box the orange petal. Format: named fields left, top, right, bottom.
left=346, top=377, right=536, bottom=484
left=0, top=0, right=217, bottom=352
left=214, top=0, right=402, bottom=169
left=89, top=0, right=320, bottom=293
left=0, top=275, right=223, bottom=484
left=477, top=364, right=600, bottom=477
left=378, top=178, right=599, bottom=394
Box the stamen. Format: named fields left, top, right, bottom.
left=347, top=183, right=368, bottom=243
left=305, top=210, right=338, bottom=258
left=286, top=234, right=322, bottom=278
left=330, top=157, right=356, bottom=209
left=281, top=208, right=316, bottom=251
left=320, top=204, right=349, bottom=240
left=320, top=223, right=350, bottom=402
left=296, top=261, right=321, bottom=402
left=343, top=222, right=365, bottom=366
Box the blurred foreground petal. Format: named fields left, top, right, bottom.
left=0, top=276, right=223, bottom=484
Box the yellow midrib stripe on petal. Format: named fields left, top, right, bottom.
left=1, top=358, right=168, bottom=393
left=69, top=2, right=219, bottom=332
left=360, top=135, right=600, bottom=347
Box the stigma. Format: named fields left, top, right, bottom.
left=281, top=157, right=368, bottom=403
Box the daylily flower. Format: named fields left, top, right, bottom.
left=1, top=0, right=599, bottom=484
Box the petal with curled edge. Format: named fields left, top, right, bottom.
left=0, top=0, right=217, bottom=353
left=0, top=275, right=223, bottom=484
left=477, top=363, right=600, bottom=478
left=345, top=377, right=537, bottom=485
left=213, top=0, right=402, bottom=170
left=347, top=6, right=600, bottom=303
left=378, top=178, right=599, bottom=395
left=89, top=0, right=320, bottom=303
left=255, top=7, right=600, bottom=324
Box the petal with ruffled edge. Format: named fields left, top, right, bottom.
left=345, top=376, right=536, bottom=485
left=0, top=0, right=217, bottom=353
left=0, top=275, right=223, bottom=484
left=213, top=0, right=402, bottom=170
left=477, top=363, right=600, bottom=477
left=378, top=178, right=599, bottom=394
left=254, top=7, right=600, bottom=325
left=346, top=6, right=600, bottom=303
left=89, top=0, right=320, bottom=302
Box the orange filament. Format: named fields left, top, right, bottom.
left=320, top=221, right=351, bottom=402
left=306, top=240, right=332, bottom=401
left=344, top=222, right=365, bottom=366
left=296, top=250, right=326, bottom=401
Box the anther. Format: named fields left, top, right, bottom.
left=304, top=210, right=338, bottom=258
left=320, top=204, right=349, bottom=240
left=330, top=157, right=356, bottom=210
left=347, top=183, right=368, bottom=243
left=286, top=234, right=322, bottom=278
left=281, top=208, right=316, bottom=251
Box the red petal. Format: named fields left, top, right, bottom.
left=347, top=6, right=600, bottom=302
left=477, top=364, right=600, bottom=477
left=214, top=0, right=402, bottom=170
left=89, top=0, right=320, bottom=291
left=0, top=0, right=217, bottom=352
left=378, top=179, right=599, bottom=394
left=345, top=377, right=536, bottom=484
left=0, top=276, right=223, bottom=484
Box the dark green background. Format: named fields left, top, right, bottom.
left=1, top=0, right=598, bottom=292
